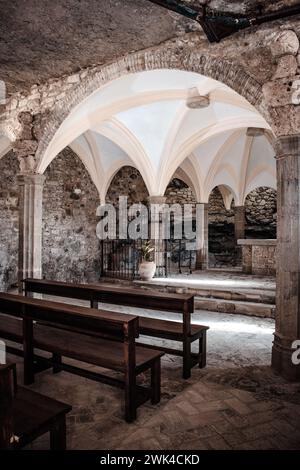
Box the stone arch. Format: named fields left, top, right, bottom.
left=171, top=167, right=198, bottom=203
left=36, top=47, right=266, bottom=166
left=208, top=184, right=237, bottom=209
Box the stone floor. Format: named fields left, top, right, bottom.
left=9, top=305, right=300, bottom=450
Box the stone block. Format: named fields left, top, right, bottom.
left=273, top=55, right=298, bottom=79
left=270, top=30, right=299, bottom=58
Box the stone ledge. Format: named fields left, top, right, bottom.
left=238, top=239, right=277, bottom=246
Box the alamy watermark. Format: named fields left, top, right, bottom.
left=96, top=197, right=204, bottom=247
left=0, top=339, right=6, bottom=364
left=0, top=80, right=6, bottom=105
left=292, top=340, right=300, bottom=366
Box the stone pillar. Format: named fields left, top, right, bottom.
left=195, top=203, right=209, bottom=270
left=17, top=173, right=45, bottom=290
left=234, top=206, right=246, bottom=242
left=147, top=196, right=167, bottom=276
left=272, top=135, right=300, bottom=381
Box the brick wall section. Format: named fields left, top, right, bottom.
left=42, top=147, right=101, bottom=283
left=252, top=245, right=276, bottom=276
left=0, top=151, right=19, bottom=290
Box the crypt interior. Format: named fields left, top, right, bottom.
left=0, top=0, right=300, bottom=451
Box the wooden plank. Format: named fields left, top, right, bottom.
left=0, top=293, right=139, bottom=339
left=24, top=278, right=195, bottom=313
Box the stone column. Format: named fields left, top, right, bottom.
left=234, top=205, right=246, bottom=242
left=195, top=203, right=209, bottom=270
left=147, top=196, right=167, bottom=276
left=272, top=135, right=300, bottom=381
left=17, top=173, right=45, bottom=290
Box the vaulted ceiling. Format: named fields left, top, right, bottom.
left=36, top=69, right=275, bottom=204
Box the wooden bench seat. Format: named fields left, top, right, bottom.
left=139, top=316, right=206, bottom=341
left=24, top=278, right=209, bottom=378
left=0, top=293, right=164, bottom=422
left=0, top=315, right=164, bottom=372
left=12, top=386, right=72, bottom=450
left=0, top=363, right=72, bottom=450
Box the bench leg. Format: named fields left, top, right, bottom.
left=52, top=353, right=62, bottom=374
left=151, top=358, right=161, bottom=405
left=182, top=337, right=192, bottom=379
left=23, top=318, right=35, bottom=385
left=90, top=300, right=98, bottom=309
left=124, top=371, right=137, bottom=423
left=50, top=416, right=67, bottom=450
left=199, top=331, right=207, bottom=368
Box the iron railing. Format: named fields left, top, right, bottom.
left=100, top=238, right=197, bottom=280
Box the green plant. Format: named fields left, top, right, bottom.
left=140, top=240, right=155, bottom=262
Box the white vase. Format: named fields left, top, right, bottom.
left=139, top=261, right=156, bottom=281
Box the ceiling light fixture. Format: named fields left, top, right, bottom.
left=186, top=88, right=210, bottom=109
left=246, top=127, right=265, bottom=137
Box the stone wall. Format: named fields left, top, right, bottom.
left=165, top=179, right=197, bottom=206
left=245, top=187, right=277, bottom=238
left=0, top=151, right=19, bottom=291
left=106, top=166, right=149, bottom=207
left=240, top=240, right=276, bottom=276
left=42, top=147, right=101, bottom=283
left=208, top=188, right=236, bottom=267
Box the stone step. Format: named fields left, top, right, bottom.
left=101, top=277, right=276, bottom=318
left=134, top=280, right=276, bottom=305
left=194, top=296, right=275, bottom=319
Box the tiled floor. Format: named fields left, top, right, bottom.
left=8, top=306, right=300, bottom=450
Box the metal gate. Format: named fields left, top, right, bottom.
left=100, top=238, right=197, bottom=280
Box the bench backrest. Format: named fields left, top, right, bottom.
left=24, top=278, right=194, bottom=314
left=0, top=293, right=139, bottom=342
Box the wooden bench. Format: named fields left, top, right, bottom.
left=0, top=363, right=72, bottom=450
left=24, top=278, right=209, bottom=379
left=0, top=293, right=164, bottom=422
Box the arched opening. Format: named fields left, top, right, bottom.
left=164, top=177, right=198, bottom=275
left=101, top=165, right=149, bottom=280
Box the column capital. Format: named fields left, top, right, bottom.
left=147, top=195, right=167, bottom=205
left=17, top=173, right=46, bottom=186
left=275, top=134, right=300, bottom=158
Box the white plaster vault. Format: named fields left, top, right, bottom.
left=13, top=69, right=275, bottom=204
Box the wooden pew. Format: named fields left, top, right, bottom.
left=24, top=278, right=209, bottom=379
left=0, top=293, right=164, bottom=422
left=0, top=363, right=72, bottom=450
